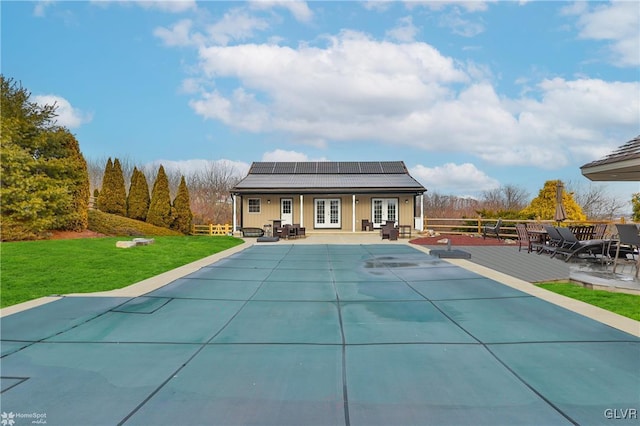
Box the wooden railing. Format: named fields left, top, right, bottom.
left=423, top=218, right=616, bottom=239
left=192, top=224, right=233, bottom=236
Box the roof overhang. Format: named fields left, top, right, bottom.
left=580, top=157, right=640, bottom=181
left=232, top=188, right=427, bottom=195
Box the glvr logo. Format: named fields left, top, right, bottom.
left=604, top=408, right=638, bottom=419
left=0, top=412, right=15, bottom=426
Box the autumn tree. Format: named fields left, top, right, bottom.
left=632, top=193, right=640, bottom=222
left=127, top=167, right=150, bottom=221
left=520, top=180, right=586, bottom=221
left=0, top=76, right=90, bottom=240
left=147, top=165, right=172, bottom=228
left=171, top=176, right=193, bottom=234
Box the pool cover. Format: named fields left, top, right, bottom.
left=1, top=244, right=638, bottom=425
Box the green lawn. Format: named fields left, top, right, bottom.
left=538, top=282, right=640, bottom=321
left=1, top=236, right=244, bottom=308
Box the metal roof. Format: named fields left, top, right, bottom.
left=580, top=136, right=640, bottom=181
left=232, top=161, right=426, bottom=194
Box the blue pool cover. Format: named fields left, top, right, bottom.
left=1, top=244, right=638, bottom=425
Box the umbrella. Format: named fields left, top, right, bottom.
left=554, top=181, right=567, bottom=223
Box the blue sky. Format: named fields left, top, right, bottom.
left=3, top=0, right=639, bottom=203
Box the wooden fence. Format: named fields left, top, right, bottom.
left=423, top=217, right=617, bottom=239
left=192, top=224, right=233, bottom=236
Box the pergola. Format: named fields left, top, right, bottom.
left=580, top=136, right=640, bottom=182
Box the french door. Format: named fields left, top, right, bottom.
left=315, top=198, right=341, bottom=228
left=281, top=198, right=293, bottom=225
left=372, top=198, right=398, bottom=228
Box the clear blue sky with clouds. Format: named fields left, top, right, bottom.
left=3, top=0, right=639, bottom=204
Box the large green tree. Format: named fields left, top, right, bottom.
left=127, top=167, right=150, bottom=221
left=171, top=176, right=193, bottom=234
left=632, top=193, right=640, bottom=222
left=147, top=165, right=172, bottom=228
left=1, top=76, right=89, bottom=240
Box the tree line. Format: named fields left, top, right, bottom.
left=94, top=158, right=193, bottom=234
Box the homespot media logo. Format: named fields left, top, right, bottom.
left=1, top=412, right=47, bottom=425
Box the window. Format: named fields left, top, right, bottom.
left=248, top=198, right=261, bottom=213
left=315, top=198, right=341, bottom=228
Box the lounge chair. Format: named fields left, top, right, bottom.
left=482, top=219, right=502, bottom=240
left=612, top=224, right=640, bottom=277
left=540, top=225, right=564, bottom=256
left=593, top=223, right=608, bottom=240
left=553, top=226, right=612, bottom=262
left=515, top=223, right=531, bottom=252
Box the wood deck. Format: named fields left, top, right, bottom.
left=421, top=245, right=570, bottom=283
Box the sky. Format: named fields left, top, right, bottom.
left=3, top=0, right=640, bottom=205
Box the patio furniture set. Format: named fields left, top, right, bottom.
left=515, top=222, right=639, bottom=277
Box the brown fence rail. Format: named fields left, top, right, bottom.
left=423, top=218, right=616, bottom=239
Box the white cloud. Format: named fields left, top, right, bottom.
left=250, top=0, right=313, bottom=23
left=410, top=163, right=500, bottom=193
left=567, top=1, right=640, bottom=67
left=153, top=19, right=195, bottom=47
left=205, top=8, right=270, bottom=46
left=94, top=0, right=196, bottom=13
left=33, top=95, right=93, bottom=128
left=262, top=149, right=316, bottom=162
left=33, top=0, right=55, bottom=17
left=170, top=28, right=637, bottom=171
left=386, top=16, right=419, bottom=42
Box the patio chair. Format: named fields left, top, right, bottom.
left=482, top=218, right=502, bottom=240
left=380, top=221, right=398, bottom=240
left=593, top=223, right=608, bottom=240
left=361, top=219, right=374, bottom=231
left=515, top=223, right=531, bottom=252
left=612, top=224, right=640, bottom=277
left=540, top=225, right=563, bottom=256
left=292, top=224, right=306, bottom=238
left=553, top=226, right=612, bottom=263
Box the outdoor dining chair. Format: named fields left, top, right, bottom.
left=612, top=224, right=640, bottom=277
left=515, top=223, right=531, bottom=252
left=482, top=218, right=502, bottom=240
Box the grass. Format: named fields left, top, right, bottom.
left=538, top=282, right=640, bottom=321
left=0, top=236, right=244, bottom=308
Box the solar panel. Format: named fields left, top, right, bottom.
left=338, top=162, right=360, bottom=173
left=317, top=162, right=339, bottom=174
left=273, top=162, right=296, bottom=174
left=296, top=162, right=317, bottom=174
left=251, top=162, right=276, bottom=174
left=380, top=162, right=406, bottom=174
left=359, top=162, right=383, bottom=173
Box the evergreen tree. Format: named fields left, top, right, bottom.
left=127, top=167, right=150, bottom=221
left=111, top=158, right=127, bottom=216
left=520, top=180, right=586, bottom=221
left=96, top=158, right=114, bottom=212
left=171, top=175, right=193, bottom=234
left=147, top=165, right=172, bottom=228
left=0, top=75, right=90, bottom=240
left=97, top=157, right=126, bottom=216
